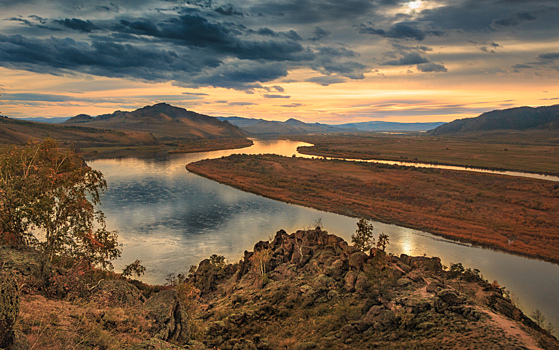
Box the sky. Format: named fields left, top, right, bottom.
left=0, top=0, right=558, bottom=123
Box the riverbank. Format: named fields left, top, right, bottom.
left=287, top=132, right=559, bottom=176
left=81, top=138, right=253, bottom=160
left=187, top=154, right=559, bottom=264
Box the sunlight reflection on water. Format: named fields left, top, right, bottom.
left=88, top=139, right=559, bottom=326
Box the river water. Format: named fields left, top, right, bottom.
left=88, top=139, right=559, bottom=326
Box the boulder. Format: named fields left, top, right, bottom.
left=143, top=289, right=190, bottom=344
left=91, top=279, right=145, bottom=307
left=348, top=252, right=368, bottom=271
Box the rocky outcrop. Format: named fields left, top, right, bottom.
left=144, top=289, right=190, bottom=344
left=193, top=228, right=559, bottom=350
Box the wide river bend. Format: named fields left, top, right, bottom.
left=88, top=139, right=559, bottom=326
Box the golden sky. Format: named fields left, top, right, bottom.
left=1, top=0, right=558, bottom=123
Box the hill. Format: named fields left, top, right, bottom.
left=219, top=116, right=444, bottom=134
left=0, top=116, right=159, bottom=147
left=219, top=116, right=354, bottom=135
left=65, top=103, right=247, bottom=140
left=2, top=228, right=557, bottom=349
left=336, top=121, right=445, bottom=132
left=429, top=105, right=559, bottom=135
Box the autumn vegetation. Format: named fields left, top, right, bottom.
left=187, top=154, right=559, bottom=263
left=0, top=138, right=121, bottom=268
left=289, top=132, right=559, bottom=175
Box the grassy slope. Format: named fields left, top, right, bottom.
left=290, top=132, right=559, bottom=175
left=187, top=154, right=559, bottom=264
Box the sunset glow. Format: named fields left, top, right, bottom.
left=0, top=0, right=558, bottom=123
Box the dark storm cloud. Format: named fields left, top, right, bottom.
left=247, top=28, right=303, bottom=41
left=55, top=18, right=101, bottom=33
left=113, top=14, right=311, bottom=61
left=538, top=52, right=559, bottom=60
left=380, top=52, right=429, bottom=66
left=184, top=61, right=290, bottom=91
left=492, top=12, right=536, bottom=27
left=357, top=23, right=443, bottom=41
left=417, top=62, right=447, bottom=73
left=246, top=0, right=377, bottom=24
left=215, top=5, right=244, bottom=16
left=0, top=34, right=204, bottom=81
left=310, top=27, right=330, bottom=41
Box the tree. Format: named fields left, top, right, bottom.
left=0, top=138, right=121, bottom=269
left=377, top=232, right=390, bottom=251
left=352, top=218, right=374, bottom=252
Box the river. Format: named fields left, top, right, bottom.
left=88, top=138, right=559, bottom=327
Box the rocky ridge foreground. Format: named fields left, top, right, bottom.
left=1, top=229, right=558, bottom=350
left=189, top=228, right=557, bottom=350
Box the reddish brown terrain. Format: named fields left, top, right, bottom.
left=187, top=154, right=559, bottom=263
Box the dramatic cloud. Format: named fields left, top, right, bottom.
left=357, top=23, right=443, bottom=41
left=492, top=12, right=537, bottom=27
left=417, top=62, right=447, bottom=73
left=381, top=52, right=429, bottom=66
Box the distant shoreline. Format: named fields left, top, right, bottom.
left=187, top=154, right=559, bottom=265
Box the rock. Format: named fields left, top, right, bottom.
left=91, top=279, right=145, bottom=307
left=396, top=277, right=413, bottom=287
left=344, top=270, right=359, bottom=291
left=0, top=271, right=19, bottom=349
left=143, top=289, right=190, bottom=344
left=354, top=273, right=370, bottom=294
left=326, top=259, right=346, bottom=279
left=426, top=283, right=440, bottom=294
left=437, top=289, right=464, bottom=305
left=395, top=260, right=412, bottom=273
left=348, top=252, right=368, bottom=270
left=362, top=305, right=385, bottom=326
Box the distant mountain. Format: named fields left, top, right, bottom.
left=0, top=116, right=158, bottom=147
left=429, top=105, right=559, bottom=135
left=218, top=116, right=355, bottom=135
left=334, top=121, right=445, bottom=132
left=65, top=103, right=246, bottom=140
left=219, top=116, right=444, bottom=134
left=19, top=117, right=70, bottom=123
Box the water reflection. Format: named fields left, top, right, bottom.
left=89, top=139, right=559, bottom=326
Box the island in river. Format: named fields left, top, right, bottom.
left=187, top=154, right=559, bottom=264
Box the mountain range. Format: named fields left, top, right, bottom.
left=65, top=103, right=246, bottom=140
left=218, top=116, right=443, bottom=134
left=429, top=105, right=559, bottom=135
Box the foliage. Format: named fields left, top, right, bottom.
left=122, top=259, right=146, bottom=278
left=449, top=262, right=465, bottom=278
left=352, top=218, right=374, bottom=252
left=0, top=138, right=121, bottom=269
left=175, top=281, right=204, bottom=340
left=376, top=232, right=390, bottom=251
left=531, top=309, right=546, bottom=328
left=209, top=254, right=226, bottom=268
left=250, top=248, right=272, bottom=275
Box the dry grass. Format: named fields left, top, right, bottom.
left=187, top=154, right=559, bottom=263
